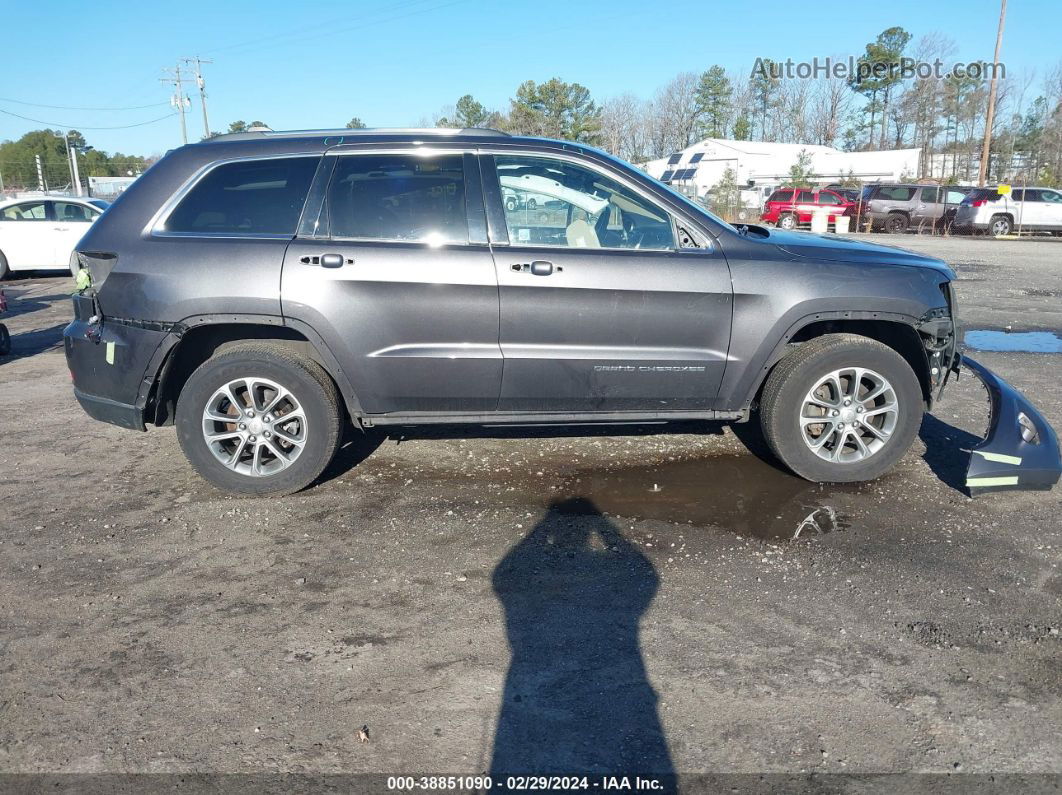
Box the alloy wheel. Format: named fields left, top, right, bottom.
left=201, top=376, right=307, bottom=476
left=800, top=366, right=899, bottom=463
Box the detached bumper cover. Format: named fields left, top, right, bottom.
left=963, top=356, right=1061, bottom=494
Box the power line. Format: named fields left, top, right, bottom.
left=0, top=107, right=177, bottom=130
left=0, top=96, right=170, bottom=112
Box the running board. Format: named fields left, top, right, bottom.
left=360, top=409, right=744, bottom=427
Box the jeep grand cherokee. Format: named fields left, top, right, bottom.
left=64, top=128, right=1061, bottom=496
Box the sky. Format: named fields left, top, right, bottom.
left=1, top=0, right=1057, bottom=157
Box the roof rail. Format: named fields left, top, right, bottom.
left=210, top=127, right=510, bottom=141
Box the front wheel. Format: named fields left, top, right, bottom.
left=0, top=323, right=10, bottom=356
left=175, top=343, right=344, bottom=496
left=758, top=334, right=923, bottom=483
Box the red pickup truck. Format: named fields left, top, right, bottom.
left=761, top=188, right=855, bottom=229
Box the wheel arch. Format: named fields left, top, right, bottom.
left=146, top=316, right=364, bottom=426
left=739, top=315, right=933, bottom=411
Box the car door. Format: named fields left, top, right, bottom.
left=910, top=187, right=939, bottom=226
left=481, top=151, right=732, bottom=413
left=1039, top=189, right=1062, bottom=230
left=51, top=201, right=101, bottom=269
left=281, top=148, right=501, bottom=415
left=794, top=189, right=816, bottom=223
left=0, top=200, right=54, bottom=269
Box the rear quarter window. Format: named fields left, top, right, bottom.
left=164, top=156, right=319, bottom=235
left=767, top=190, right=792, bottom=203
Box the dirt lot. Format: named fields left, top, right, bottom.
left=0, top=234, right=1060, bottom=787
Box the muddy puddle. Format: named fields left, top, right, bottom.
left=530, top=455, right=860, bottom=542
left=964, top=329, right=1062, bottom=353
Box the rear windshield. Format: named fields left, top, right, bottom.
left=166, top=156, right=319, bottom=235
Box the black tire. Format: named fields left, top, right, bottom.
left=989, top=214, right=1012, bottom=237
left=505, top=197, right=517, bottom=211
left=758, top=334, right=923, bottom=483
left=778, top=212, right=797, bottom=230
left=526, top=198, right=537, bottom=210
left=0, top=323, right=10, bottom=356
left=0, top=252, right=9, bottom=280
left=175, top=343, right=344, bottom=496
left=884, top=213, right=909, bottom=234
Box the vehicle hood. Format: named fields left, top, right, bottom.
left=767, top=228, right=955, bottom=278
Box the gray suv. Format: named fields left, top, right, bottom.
left=64, top=128, right=1060, bottom=496
left=856, top=184, right=971, bottom=233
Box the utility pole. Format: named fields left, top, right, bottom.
left=160, top=63, right=192, bottom=145
left=35, top=154, right=46, bottom=192
left=978, top=0, right=1007, bottom=186
left=183, top=56, right=213, bottom=139
left=69, top=136, right=83, bottom=197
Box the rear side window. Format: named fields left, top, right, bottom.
left=796, top=190, right=814, bottom=203
left=325, top=154, right=467, bottom=243
left=920, top=187, right=941, bottom=204
left=1, top=201, right=48, bottom=221
left=877, top=186, right=916, bottom=201
left=165, top=157, right=318, bottom=235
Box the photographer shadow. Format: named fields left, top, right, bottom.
left=489, top=497, right=674, bottom=782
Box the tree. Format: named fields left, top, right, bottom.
left=345, top=117, right=367, bottom=129
left=694, top=66, right=732, bottom=139
left=226, top=120, right=269, bottom=134
left=435, top=94, right=491, bottom=128
left=749, top=58, right=780, bottom=141
left=708, top=166, right=740, bottom=217
left=507, top=78, right=602, bottom=143
left=786, top=149, right=815, bottom=187
left=0, top=129, right=149, bottom=190
left=732, top=114, right=752, bottom=141
left=848, top=27, right=912, bottom=149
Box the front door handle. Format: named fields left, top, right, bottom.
left=300, top=253, right=352, bottom=267
left=530, top=260, right=554, bottom=276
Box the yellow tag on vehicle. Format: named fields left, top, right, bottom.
left=105, top=341, right=115, bottom=365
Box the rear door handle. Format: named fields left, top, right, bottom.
left=510, top=260, right=561, bottom=276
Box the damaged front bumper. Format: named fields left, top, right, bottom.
left=962, top=356, right=1061, bottom=495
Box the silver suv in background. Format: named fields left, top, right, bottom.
left=855, top=184, right=971, bottom=233
left=953, top=186, right=1062, bottom=237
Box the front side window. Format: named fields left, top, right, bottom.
left=816, top=191, right=842, bottom=205
left=944, top=189, right=967, bottom=204
left=1042, top=190, right=1062, bottom=204
left=495, top=155, right=674, bottom=250
left=165, top=156, right=318, bottom=235
left=325, top=153, right=467, bottom=244
left=1, top=201, right=47, bottom=221
left=54, top=202, right=100, bottom=223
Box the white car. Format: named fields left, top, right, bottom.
left=0, top=196, right=108, bottom=278
left=953, top=186, right=1062, bottom=237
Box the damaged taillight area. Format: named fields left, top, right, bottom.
left=72, top=250, right=118, bottom=288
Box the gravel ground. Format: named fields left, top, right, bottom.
left=0, top=234, right=1059, bottom=788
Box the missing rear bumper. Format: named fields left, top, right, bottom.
left=962, top=356, right=1061, bottom=495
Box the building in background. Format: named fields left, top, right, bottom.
left=87, top=176, right=139, bottom=199
left=643, top=139, right=921, bottom=205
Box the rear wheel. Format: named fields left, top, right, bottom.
left=0, top=324, right=10, bottom=356
left=0, top=252, right=9, bottom=280
left=884, top=213, right=909, bottom=234
left=176, top=343, right=343, bottom=496
left=990, top=214, right=1012, bottom=237
left=778, top=213, right=797, bottom=230
left=758, top=334, right=923, bottom=483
